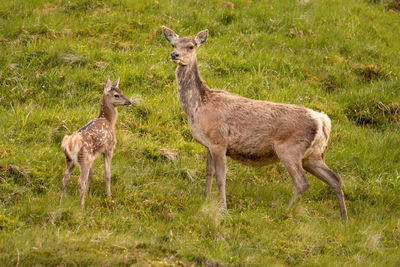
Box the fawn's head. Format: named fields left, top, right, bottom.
left=103, top=77, right=132, bottom=107
left=162, top=26, right=208, bottom=66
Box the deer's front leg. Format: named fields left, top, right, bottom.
left=87, top=167, right=93, bottom=190
left=204, top=148, right=214, bottom=198
left=104, top=150, right=113, bottom=199
left=209, top=144, right=227, bottom=212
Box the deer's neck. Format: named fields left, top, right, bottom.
left=99, top=97, right=117, bottom=128
left=176, top=60, right=208, bottom=118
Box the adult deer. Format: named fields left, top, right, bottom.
left=61, top=77, right=131, bottom=207
left=162, top=26, right=347, bottom=221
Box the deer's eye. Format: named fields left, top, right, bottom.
left=114, top=94, right=119, bottom=98
left=189, top=45, right=194, bottom=50
left=172, top=44, right=175, bottom=48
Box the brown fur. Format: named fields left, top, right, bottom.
left=60, top=77, right=131, bottom=207
left=162, top=26, right=347, bottom=221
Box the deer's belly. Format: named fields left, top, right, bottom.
left=226, top=148, right=279, bottom=166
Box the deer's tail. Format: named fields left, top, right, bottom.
left=306, top=109, right=332, bottom=160
left=320, top=113, right=331, bottom=142
left=61, top=133, right=83, bottom=165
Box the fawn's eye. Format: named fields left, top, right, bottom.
left=114, top=94, right=119, bottom=98
left=189, top=45, right=194, bottom=50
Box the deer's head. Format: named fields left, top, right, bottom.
left=104, top=77, right=132, bottom=107
left=162, top=26, right=208, bottom=66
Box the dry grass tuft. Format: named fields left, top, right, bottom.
left=157, top=147, right=179, bottom=161
left=198, top=200, right=224, bottom=228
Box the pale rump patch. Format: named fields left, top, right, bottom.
left=304, top=109, right=331, bottom=158
left=61, top=132, right=83, bottom=165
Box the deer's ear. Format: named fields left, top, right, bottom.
left=112, top=77, right=120, bottom=88
left=194, top=29, right=208, bottom=46
left=162, top=26, right=179, bottom=43
left=104, top=77, right=112, bottom=93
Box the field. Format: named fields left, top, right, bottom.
left=1, top=0, right=400, bottom=265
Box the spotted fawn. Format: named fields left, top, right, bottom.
left=61, top=77, right=131, bottom=207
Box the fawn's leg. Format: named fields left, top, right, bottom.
left=78, top=161, right=92, bottom=208
left=61, top=158, right=75, bottom=202
left=204, top=148, right=215, bottom=198
left=87, top=167, right=93, bottom=191
left=104, top=151, right=113, bottom=199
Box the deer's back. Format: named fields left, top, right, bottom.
left=197, top=90, right=318, bottom=165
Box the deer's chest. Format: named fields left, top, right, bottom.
left=188, top=120, right=208, bottom=146
left=187, top=111, right=217, bottom=148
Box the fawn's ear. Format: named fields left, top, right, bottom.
left=112, top=77, right=120, bottom=88
left=194, top=29, right=208, bottom=46
left=162, top=26, right=179, bottom=43
left=104, top=77, right=112, bottom=93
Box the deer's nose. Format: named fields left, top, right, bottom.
left=171, top=51, right=179, bottom=59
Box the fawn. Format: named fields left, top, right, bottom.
left=162, top=26, right=347, bottom=221
left=61, top=77, right=131, bottom=207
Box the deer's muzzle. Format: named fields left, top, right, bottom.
left=170, top=51, right=179, bottom=60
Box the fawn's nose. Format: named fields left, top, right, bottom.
left=124, top=100, right=132, bottom=106
left=171, top=51, right=179, bottom=59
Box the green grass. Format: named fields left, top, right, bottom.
left=1, top=0, right=400, bottom=265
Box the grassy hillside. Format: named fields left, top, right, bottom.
left=1, top=0, right=400, bottom=265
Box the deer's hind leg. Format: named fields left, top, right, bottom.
left=61, top=158, right=76, bottom=202
left=275, top=144, right=310, bottom=209
left=303, top=157, right=347, bottom=221
left=78, top=160, right=93, bottom=208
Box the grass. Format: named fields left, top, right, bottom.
left=1, top=0, right=400, bottom=265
